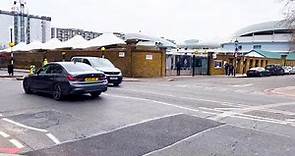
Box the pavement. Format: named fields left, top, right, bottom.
left=266, top=86, right=295, bottom=97
left=1, top=74, right=295, bottom=155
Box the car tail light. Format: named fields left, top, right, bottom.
left=67, top=75, right=76, bottom=81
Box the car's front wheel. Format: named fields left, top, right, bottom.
left=23, top=80, right=32, bottom=94
left=53, top=84, right=63, bottom=101
left=91, top=92, right=101, bottom=98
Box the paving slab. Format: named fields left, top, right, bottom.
left=25, top=114, right=222, bottom=156
left=146, top=125, right=295, bottom=156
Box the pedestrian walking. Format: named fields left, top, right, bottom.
left=228, top=64, right=234, bottom=76
left=176, top=60, right=181, bottom=76
left=42, top=58, right=48, bottom=66
left=224, top=62, right=229, bottom=76
left=7, top=58, right=14, bottom=76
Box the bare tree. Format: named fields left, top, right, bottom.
left=282, top=0, right=295, bottom=50
left=283, top=0, right=295, bottom=23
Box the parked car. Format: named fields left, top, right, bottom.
left=71, top=57, right=123, bottom=86
left=283, top=66, right=292, bottom=74
left=292, top=67, right=295, bottom=74
left=282, top=66, right=295, bottom=75
left=265, top=65, right=285, bottom=76
left=247, top=67, right=271, bottom=77
left=23, top=62, right=108, bottom=100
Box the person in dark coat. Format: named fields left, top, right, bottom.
left=176, top=60, right=181, bottom=76
left=7, top=58, right=14, bottom=76
left=224, top=62, right=229, bottom=76
left=228, top=64, right=234, bottom=76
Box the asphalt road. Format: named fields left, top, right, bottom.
left=0, top=75, right=295, bottom=156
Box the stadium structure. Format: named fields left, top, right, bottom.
left=221, top=20, right=294, bottom=53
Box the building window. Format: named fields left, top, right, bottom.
left=214, top=60, right=223, bottom=69
left=253, top=45, right=262, bottom=50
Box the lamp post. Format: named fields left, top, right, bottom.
left=101, top=47, right=106, bottom=58
left=234, top=39, right=239, bottom=77
left=8, top=27, right=15, bottom=76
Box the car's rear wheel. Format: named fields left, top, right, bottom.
left=91, top=92, right=101, bottom=98
left=113, top=83, right=120, bottom=87
left=53, top=84, right=63, bottom=101
left=23, top=80, right=32, bottom=94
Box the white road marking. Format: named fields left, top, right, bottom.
left=214, top=107, right=238, bottom=111
left=210, top=102, right=295, bottom=121
left=0, top=131, right=10, bottom=138
left=106, top=93, right=295, bottom=127
left=2, top=118, right=48, bottom=133
left=117, top=88, right=247, bottom=107
left=143, top=124, right=227, bottom=156
left=198, top=107, right=224, bottom=113
left=232, top=84, right=253, bottom=87
left=104, top=93, right=217, bottom=115
left=233, top=115, right=290, bottom=125
left=0, top=114, right=2, bottom=117
left=46, top=133, right=61, bottom=144
left=9, top=139, right=24, bottom=148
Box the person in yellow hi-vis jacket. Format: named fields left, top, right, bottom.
left=42, top=58, right=48, bottom=66
left=29, top=65, right=36, bottom=75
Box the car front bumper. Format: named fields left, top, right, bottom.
left=106, top=76, right=123, bottom=84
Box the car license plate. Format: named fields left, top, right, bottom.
left=85, top=78, right=98, bottom=82
left=110, top=77, right=118, bottom=80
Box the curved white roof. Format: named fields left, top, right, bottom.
left=124, top=33, right=177, bottom=48
left=42, top=38, right=63, bottom=50
left=83, top=33, right=126, bottom=48
left=23, top=41, right=43, bottom=51
left=234, top=20, right=292, bottom=37
left=62, top=35, right=88, bottom=49
left=13, top=42, right=27, bottom=51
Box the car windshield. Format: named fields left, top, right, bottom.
left=62, top=63, right=97, bottom=73
left=90, top=58, right=115, bottom=68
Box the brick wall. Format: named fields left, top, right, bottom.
left=210, top=53, right=295, bottom=75
left=6, top=46, right=166, bottom=78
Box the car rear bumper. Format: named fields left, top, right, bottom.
left=67, top=82, right=108, bottom=95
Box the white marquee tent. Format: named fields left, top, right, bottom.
left=62, top=35, right=88, bottom=49
left=42, top=38, right=63, bottom=50
left=0, top=42, right=28, bottom=52
left=82, top=33, right=126, bottom=48
left=12, top=42, right=27, bottom=51
left=22, top=41, right=43, bottom=51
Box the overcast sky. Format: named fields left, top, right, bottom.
left=0, top=0, right=286, bottom=43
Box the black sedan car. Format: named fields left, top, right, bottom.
left=265, top=65, right=285, bottom=76
left=23, top=62, right=108, bottom=100
left=247, top=67, right=271, bottom=77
